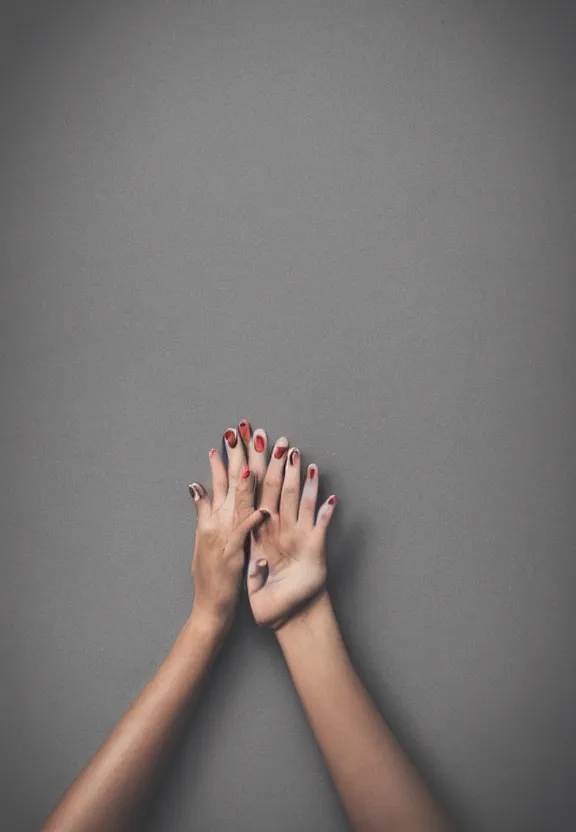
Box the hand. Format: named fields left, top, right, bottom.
left=245, top=433, right=338, bottom=630
left=189, top=425, right=269, bottom=633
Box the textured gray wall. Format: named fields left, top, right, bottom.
left=2, top=1, right=575, bottom=830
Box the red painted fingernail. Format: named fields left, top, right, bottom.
left=289, top=448, right=300, bottom=465
left=274, top=445, right=288, bottom=459
left=308, top=466, right=316, bottom=480
left=254, top=434, right=265, bottom=453
left=238, top=420, right=251, bottom=443
left=209, top=448, right=217, bottom=458
left=241, top=465, right=251, bottom=479
left=328, top=495, right=337, bottom=505
left=224, top=429, right=237, bottom=448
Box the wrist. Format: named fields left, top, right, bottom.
left=274, top=587, right=332, bottom=640
left=275, top=589, right=348, bottom=677
left=188, top=606, right=231, bottom=648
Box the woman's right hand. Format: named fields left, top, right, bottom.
left=246, top=434, right=338, bottom=630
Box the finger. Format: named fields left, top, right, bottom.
left=248, top=427, right=268, bottom=504
left=223, top=427, right=247, bottom=488
left=297, top=462, right=319, bottom=528
left=246, top=556, right=268, bottom=595
left=280, top=447, right=301, bottom=526
left=189, top=481, right=211, bottom=523
left=209, top=448, right=228, bottom=511
left=238, top=419, right=252, bottom=447
left=315, top=494, right=338, bottom=531
left=235, top=464, right=256, bottom=516
left=230, top=508, right=271, bottom=551
left=260, top=435, right=290, bottom=513
left=238, top=419, right=264, bottom=504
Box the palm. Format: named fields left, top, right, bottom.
left=206, top=426, right=337, bottom=629
left=248, top=517, right=326, bottom=628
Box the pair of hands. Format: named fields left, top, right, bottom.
left=189, top=420, right=337, bottom=633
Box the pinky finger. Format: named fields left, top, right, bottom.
left=316, top=494, right=338, bottom=529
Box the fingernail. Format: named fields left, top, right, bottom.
left=308, top=465, right=316, bottom=480
left=238, top=420, right=251, bottom=443
left=289, top=448, right=300, bottom=465
left=241, top=465, right=251, bottom=479
left=189, top=483, right=202, bottom=501
left=259, top=509, right=271, bottom=518
left=209, top=448, right=217, bottom=458
left=274, top=444, right=288, bottom=459
left=224, top=429, right=237, bottom=448
left=249, top=557, right=268, bottom=578
left=328, top=495, right=337, bottom=505
left=254, top=433, right=265, bottom=453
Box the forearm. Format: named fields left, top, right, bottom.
left=43, top=610, right=226, bottom=832
left=276, top=591, right=451, bottom=832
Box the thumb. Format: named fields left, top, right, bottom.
left=247, top=556, right=268, bottom=595
left=230, top=508, right=270, bottom=549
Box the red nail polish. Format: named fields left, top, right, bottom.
left=308, top=466, right=316, bottom=480
left=289, top=448, right=300, bottom=465
left=224, top=429, right=237, bottom=448
left=254, top=434, right=265, bottom=453
left=274, top=445, right=288, bottom=459
left=328, top=495, right=337, bottom=505
left=238, top=420, right=251, bottom=443
left=209, top=448, right=217, bottom=458
left=241, top=465, right=250, bottom=479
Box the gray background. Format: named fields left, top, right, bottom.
left=2, top=1, right=575, bottom=830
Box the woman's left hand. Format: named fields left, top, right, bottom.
left=189, top=426, right=269, bottom=635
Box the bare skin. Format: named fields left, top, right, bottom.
left=42, top=426, right=266, bottom=832
left=246, top=425, right=453, bottom=832
left=42, top=419, right=452, bottom=832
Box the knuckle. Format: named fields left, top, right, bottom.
left=264, top=472, right=282, bottom=489
left=282, top=482, right=298, bottom=495
left=235, top=486, right=251, bottom=504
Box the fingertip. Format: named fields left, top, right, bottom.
left=189, top=483, right=203, bottom=501
left=253, top=507, right=270, bottom=527
left=247, top=557, right=268, bottom=593
left=238, top=419, right=251, bottom=444
left=225, top=428, right=236, bottom=445
left=317, top=496, right=337, bottom=527
left=253, top=429, right=267, bottom=454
